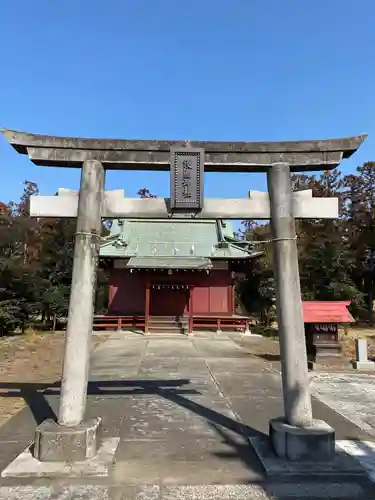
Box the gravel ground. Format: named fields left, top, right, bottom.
left=231, top=324, right=375, bottom=371
left=0, top=331, right=108, bottom=427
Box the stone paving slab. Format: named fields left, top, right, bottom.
left=1, top=438, right=120, bottom=478
left=311, top=397, right=372, bottom=442
left=91, top=368, right=141, bottom=379
left=145, top=340, right=199, bottom=359
left=117, top=398, right=239, bottom=440
left=311, top=373, right=375, bottom=439
left=227, top=396, right=283, bottom=436
left=337, top=440, right=375, bottom=482
left=193, top=343, right=252, bottom=359
left=138, top=368, right=210, bottom=380
left=218, top=383, right=283, bottom=398
left=205, top=354, right=270, bottom=378
left=250, top=436, right=366, bottom=477
left=112, top=458, right=265, bottom=486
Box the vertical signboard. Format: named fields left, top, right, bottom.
left=170, top=148, right=204, bottom=210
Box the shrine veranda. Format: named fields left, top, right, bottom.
left=1, top=128, right=366, bottom=463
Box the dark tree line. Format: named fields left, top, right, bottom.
left=238, top=162, right=375, bottom=325
left=0, top=185, right=158, bottom=335
left=0, top=182, right=73, bottom=334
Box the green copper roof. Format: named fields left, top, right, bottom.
left=100, top=218, right=258, bottom=260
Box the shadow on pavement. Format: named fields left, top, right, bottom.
left=254, top=353, right=281, bottom=362
left=0, top=379, right=264, bottom=441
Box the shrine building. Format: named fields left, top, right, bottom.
left=99, top=218, right=261, bottom=333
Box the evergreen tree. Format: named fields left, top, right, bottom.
left=343, top=162, right=375, bottom=321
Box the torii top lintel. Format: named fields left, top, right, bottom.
left=1, top=129, right=366, bottom=173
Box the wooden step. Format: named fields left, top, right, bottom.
left=149, top=320, right=186, bottom=328
left=150, top=316, right=181, bottom=321
left=148, top=325, right=186, bottom=334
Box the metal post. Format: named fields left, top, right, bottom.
left=267, top=163, right=313, bottom=427
left=58, top=160, right=105, bottom=427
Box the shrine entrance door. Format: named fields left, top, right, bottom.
left=150, top=285, right=189, bottom=318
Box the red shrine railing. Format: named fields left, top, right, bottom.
left=93, top=315, right=145, bottom=330
left=93, top=314, right=250, bottom=334
left=188, top=315, right=250, bottom=334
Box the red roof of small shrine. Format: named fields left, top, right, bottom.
left=302, top=301, right=355, bottom=323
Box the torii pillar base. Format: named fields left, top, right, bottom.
left=33, top=418, right=102, bottom=462
left=270, top=417, right=335, bottom=462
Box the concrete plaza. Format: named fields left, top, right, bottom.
left=0, top=332, right=375, bottom=498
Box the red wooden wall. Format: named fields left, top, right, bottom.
left=108, top=268, right=234, bottom=316
left=190, top=272, right=231, bottom=314
left=108, top=270, right=145, bottom=315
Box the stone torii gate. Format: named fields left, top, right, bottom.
left=1, top=129, right=366, bottom=463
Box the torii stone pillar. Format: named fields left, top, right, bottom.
left=267, top=163, right=334, bottom=461
left=34, top=160, right=105, bottom=462
left=268, top=163, right=313, bottom=426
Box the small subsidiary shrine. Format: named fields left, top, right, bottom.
left=99, top=219, right=261, bottom=331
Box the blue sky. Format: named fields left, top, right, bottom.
left=1, top=0, right=374, bottom=211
